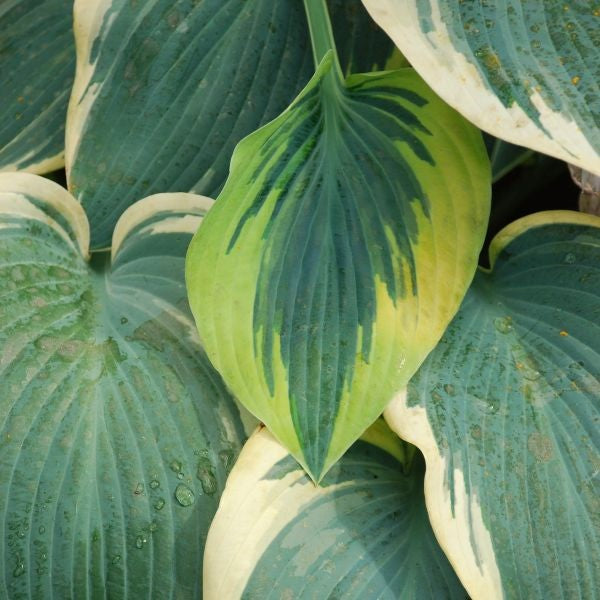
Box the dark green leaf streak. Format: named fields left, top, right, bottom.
left=228, top=64, right=434, bottom=476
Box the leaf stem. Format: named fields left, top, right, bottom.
left=303, top=0, right=343, bottom=80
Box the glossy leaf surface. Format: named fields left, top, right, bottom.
left=386, top=212, right=600, bottom=599
left=0, top=173, right=245, bottom=598
left=187, top=57, right=490, bottom=482
left=204, top=423, right=466, bottom=599
left=0, top=0, right=74, bottom=174
left=362, top=0, right=600, bottom=174
left=66, top=0, right=396, bottom=249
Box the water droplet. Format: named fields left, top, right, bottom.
left=469, top=392, right=500, bottom=415
left=493, top=316, right=513, bottom=334
left=169, top=460, right=182, bottom=473
left=149, top=479, right=160, bottom=489
left=564, top=252, right=576, bottom=264
left=135, top=535, right=145, bottom=549
left=38, top=526, right=45, bottom=535
left=177, top=472, right=184, bottom=480
left=197, top=468, right=217, bottom=496
left=13, top=563, right=25, bottom=578
left=134, top=482, right=144, bottom=495
left=120, top=317, right=128, bottom=325
left=112, top=554, right=121, bottom=565
left=219, top=449, right=235, bottom=473
left=175, top=484, right=195, bottom=507
left=154, top=498, right=165, bottom=511
left=149, top=521, right=158, bottom=533
left=523, top=367, right=541, bottom=381
left=520, top=356, right=542, bottom=381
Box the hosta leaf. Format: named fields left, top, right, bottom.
left=0, top=0, right=74, bottom=174
left=362, top=1, right=600, bottom=174
left=385, top=211, right=600, bottom=599
left=186, top=55, right=491, bottom=482
left=66, top=0, right=396, bottom=249
left=203, top=422, right=466, bottom=600
left=0, top=173, right=245, bottom=598
left=484, top=135, right=534, bottom=183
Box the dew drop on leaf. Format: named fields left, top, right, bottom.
left=493, top=316, right=513, bottom=334
left=197, top=467, right=217, bottom=496
left=174, top=484, right=195, bottom=507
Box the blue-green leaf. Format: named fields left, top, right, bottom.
left=386, top=211, right=600, bottom=599
left=66, top=0, right=397, bottom=249
left=203, top=422, right=466, bottom=599
left=0, top=0, right=74, bottom=173
left=362, top=1, right=600, bottom=174
left=0, top=173, right=245, bottom=598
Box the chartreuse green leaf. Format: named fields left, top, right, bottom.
left=203, top=421, right=467, bottom=599
left=186, top=1, right=490, bottom=483
left=0, top=173, right=245, bottom=598
left=65, top=0, right=396, bottom=250
left=362, top=1, right=600, bottom=174
left=0, top=0, right=74, bottom=174
left=385, top=211, right=600, bottom=599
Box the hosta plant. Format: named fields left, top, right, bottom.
left=0, top=0, right=598, bottom=598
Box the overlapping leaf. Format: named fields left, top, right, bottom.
left=186, top=55, right=490, bottom=482
left=65, top=0, right=396, bottom=249
left=484, top=135, right=534, bottom=183
left=362, top=0, right=600, bottom=174
left=386, top=212, right=600, bottom=598
left=0, top=173, right=245, bottom=598
left=0, top=0, right=74, bottom=174
left=204, top=422, right=466, bottom=599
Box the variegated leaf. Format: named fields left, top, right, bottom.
left=0, top=0, right=74, bottom=174
left=386, top=211, right=600, bottom=599
left=0, top=173, right=245, bottom=598
left=204, top=422, right=466, bottom=600
left=362, top=1, right=600, bottom=174
left=186, top=52, right=490, bottom=482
